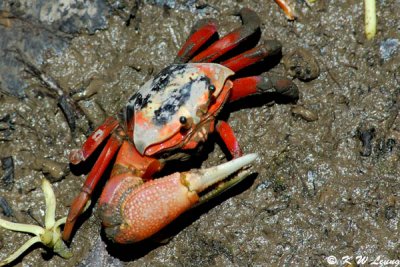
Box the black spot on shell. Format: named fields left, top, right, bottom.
left=150, top=64, right=186, bottom=93
left=126, top=65, right=187, bottom=114
left=152, top=75, right=211, bottom=126
left=126, top=64, right=213, bottom=127
left=129, top=92, right=152, bottom=110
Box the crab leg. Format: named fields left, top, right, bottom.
left=69, top=117, right=119, bottom=164
left=191, top=8, right=260, bottom=63
left=216, top=121, right=243, bottom=159
left=220, top=40, right=282, bottom=72
left=97, top=153, right=257, bottom=243
left=174, top=19, right=217, bottom=64
left=62, top=133, right=122, bottom=241
left=229, top=76, right=299, bottom=102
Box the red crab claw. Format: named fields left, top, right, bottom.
left=98, top=153, right=258, bottom=243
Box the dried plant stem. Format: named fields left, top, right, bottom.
left=365, top=0, right=377, bottom=40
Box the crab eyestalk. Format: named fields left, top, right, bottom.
left=100, top=154, right=258, bottom=243
left=0, top=179, right=71, bottom=266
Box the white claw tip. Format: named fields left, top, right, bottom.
left=187, top=153, right=258, bottom=192
left=238, top=153, right=258, bottom=165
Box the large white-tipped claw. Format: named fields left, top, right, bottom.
left=186, top=153, right=258, bottom=193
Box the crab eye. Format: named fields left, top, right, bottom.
left=179, top=115, right=193, bottom=130
left=208, top=84, right=216, bottom=92
left=179, top=116, right=187, bottom=124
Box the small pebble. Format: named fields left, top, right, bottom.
left=291, top=106, right=318, bottom=122
left=358, top=128, right=375, bottom=157
left=255, top=180, right=272, bottom=192
left=384, top=206, right=396, bottom=220
left=379, top=38, right=399, bottom=61
left=283, top=48, right=320, bottom=81
left=33, top=158, right=67, bottom=182
left=0, top=122, right=9, bottom=131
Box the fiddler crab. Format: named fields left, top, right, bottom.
left=0, top=8, right=298, bottom=264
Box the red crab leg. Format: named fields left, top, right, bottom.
left=69, top=117, right=119, bottom=164
left=62, top=133, right=123, bottom=241
left=220, top=40, right=282, bottom=72
left=216, top=121, right=243, bottom=159
left=174, top=19, right=218, bottom=63
left=191, top=8, right=260, bottom=63
left=229, top=76, right=299, bottom=102
left=274, top=0, right=297, bottom=20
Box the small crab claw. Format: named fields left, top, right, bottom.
left=99, top=153, right=258, bottom=243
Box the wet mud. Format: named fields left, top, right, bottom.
left=0, top=1, right=400, bottom=266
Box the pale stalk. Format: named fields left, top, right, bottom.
left=0, top=236, right=41, bottom=266
left=0, top=179, right=72, bottom=265
left=54, top=217, right=67, bottom=229
left=365, top=0, right=376, bottom=40
left=43, top=179, right=56, bottom=229
left=0, top=218, right=44, bottom=236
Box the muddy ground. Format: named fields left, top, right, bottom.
left=0, top=1, right=400, bottom=266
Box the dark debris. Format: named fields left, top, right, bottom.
left=358, top=127, right=375, bottom=157
left=1, top=156, right=14, bottom=191
left=0, top=196, right=13, bottom=217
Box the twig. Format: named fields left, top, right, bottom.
left=274, top=0, right=297, bottom=20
